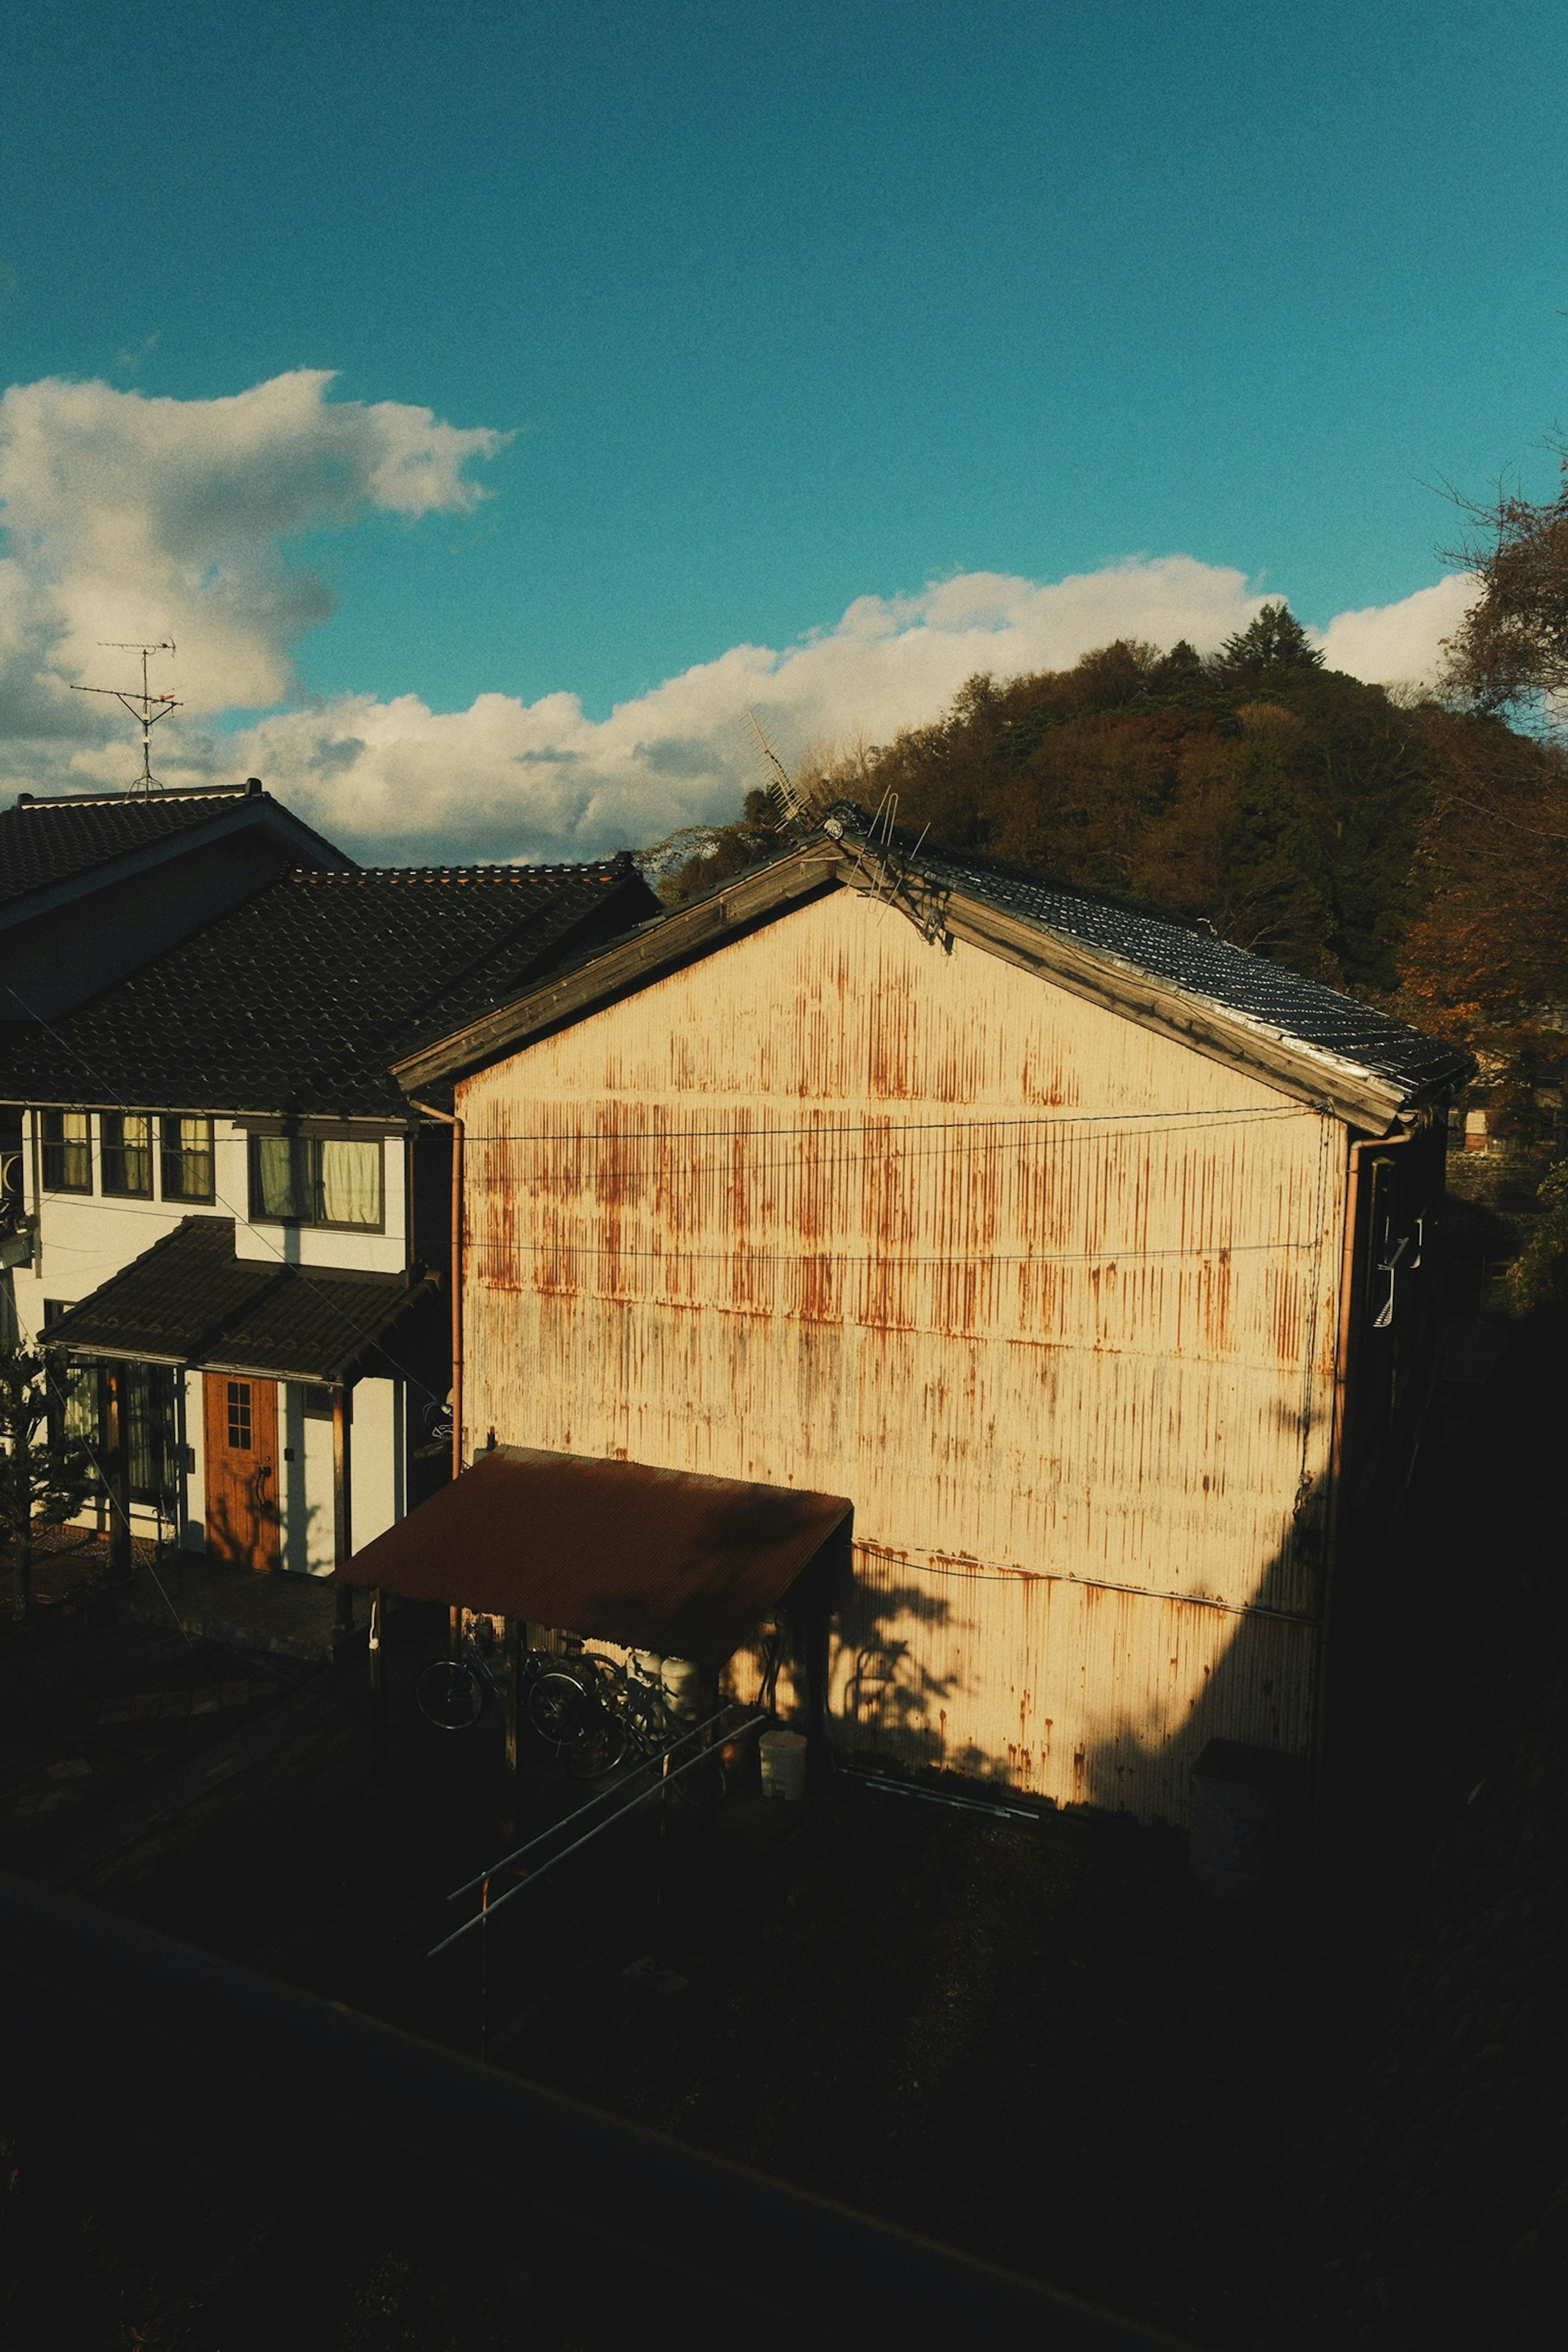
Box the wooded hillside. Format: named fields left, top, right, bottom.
left=651, top=608, right=1568, bottom=1136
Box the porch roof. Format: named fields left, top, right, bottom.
left=333, top=1444, right=852, bottom=1668
left=43, top=1215, right=439, bottom=1385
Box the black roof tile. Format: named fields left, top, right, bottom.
left=45, top=1216, right=438, bottom=1383
left=0, top=859, right=653, bottom=1118
left=0, top=785, right=330, bottom=909
left=906, top=834, right=1470, bottom=1100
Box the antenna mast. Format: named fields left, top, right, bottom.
left=746, top=708, right=811, bottom=831
left=69, top=640, right=180, bottom=794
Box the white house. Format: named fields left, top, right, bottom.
left=0, top=848, right=656, bottom=1576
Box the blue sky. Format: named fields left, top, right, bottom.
left=0, top=1, right=1564, bottom=854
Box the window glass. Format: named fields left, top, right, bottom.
left=227, top=1380, right=252, bottom=1451
left=249, top=1134, right=382, bottom=1227
left=318, top=1138, right=382, bottom=1227
left=101, top=1111, right=153, bottom=1198
left=161, top=1116, right=214, bottom=1203
left=127, top=1364, right=178, bottom=1503
left=251, top=1135, right=309, bottom=1221
left=40, top=1110, right=91, bottom=1192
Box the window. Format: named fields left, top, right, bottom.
left=101, top=1111, right=153, bottom=1197
left=161, top=1115, right=215, bottom=1203
left=227, top=1379, right=252, bottom=1451
left=40, top=1110, right=91, bottom=1192
left=249, top=1134, right=383, bottom=1229
left=127, top=1364, right=179, bottom=1503
left=42, top=1356, right=177, bottom=1506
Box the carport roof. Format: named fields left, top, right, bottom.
left=334, top=1444, right=852, bottom=1667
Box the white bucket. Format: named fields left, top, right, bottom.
left=759, top=1726, right=808, bottom=1801
left=660, top=1655, right=701, bottom=1723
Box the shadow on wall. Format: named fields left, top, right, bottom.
left=798, top=1485, right=1327, bottom=1827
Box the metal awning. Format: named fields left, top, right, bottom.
left=334, top=1445, right=852, bottom=1667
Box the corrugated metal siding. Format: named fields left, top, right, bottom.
left=458, top=890, right=1346, bottom=1822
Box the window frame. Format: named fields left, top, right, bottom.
left=100, top=1109, right=154, bottom=1199
left=39, top=1109, right=91, bottom=1194
left=247, top=1132, right=385, bottom=1233
left=160, top=1114, right=216, bottom=1205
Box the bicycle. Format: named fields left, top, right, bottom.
left=417, top=1620, right=545, bottom=1733
left=530, top=1647, right=728, bottom=1797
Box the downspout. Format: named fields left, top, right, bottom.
left=332, top=1383, right=354, bottom=1635
left=1313, top=1131, right=1371, bottom=1843
left=407, top=1099, right=464, bottom=1485
left=408, top=1098, right=465, bottom=1666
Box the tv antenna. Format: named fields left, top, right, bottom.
left=746, top=708, right=814, bottom=832
left=69, top=640, right=180, bottom=794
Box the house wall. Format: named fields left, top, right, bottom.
left=457, top=887, right=1349, bottom=1825
left=15, top=1111, right=409, bottom=1566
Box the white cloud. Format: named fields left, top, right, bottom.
left=0, top=369, right=505, bottom=724
left=0, top=368, right=1483, bottom=865
left=1311, top=572, right=1476, bottom=688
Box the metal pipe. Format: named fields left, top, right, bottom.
left=447, top=1697, right=744, bottom=1902
left=846, top=1770, right=1043, bottom=1824
left=407, top=1098, right=463, bottom=1484
left=430, top=1712, right=769, bottom=1957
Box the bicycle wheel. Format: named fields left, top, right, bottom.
left=528, top=1668, right=595, bottom=1747
left=417, top=1658, right=484, bottom=1731
left=561, top=1711, right=631, bottom=1781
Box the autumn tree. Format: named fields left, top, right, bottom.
left=1441, top=450, right=1568, bottom=715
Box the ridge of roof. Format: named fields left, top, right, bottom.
left=9, top=783, right=262, bottom=809
left=393, top=812, right=1472, bottom=1127
left=0, top=780, right=352, bottom=912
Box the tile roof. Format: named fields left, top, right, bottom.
left=0, top=785, right=312, bottom=909
left=44, top=1216, right=439, bottom=1383
left=900, top=831, right=1472, bottom=1102
left=0, top=859, right=654, bottom=1118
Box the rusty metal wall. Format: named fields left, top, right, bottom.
left=457, top=889, right=1346, bottom=1822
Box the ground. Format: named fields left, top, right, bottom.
left=1, top=1150, right=1564, bottom=2349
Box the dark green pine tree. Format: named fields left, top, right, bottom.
left=1213, top=602, right=1325, bottom=688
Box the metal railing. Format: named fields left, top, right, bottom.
left=0, top=1869, right=1185, bottom=2352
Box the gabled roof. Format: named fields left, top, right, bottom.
left=43, top=1216, right=439, bottom=1384
left=0, top=858, right=659, bottom=1121
left=0, top=782, right=350, bottom=918
left=393, top=812, right=1473, bottom=1132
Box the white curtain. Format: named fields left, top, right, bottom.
left=319, top=1138, right=381, bottom=1227
left=254, top=1135, right=301, bottom=1219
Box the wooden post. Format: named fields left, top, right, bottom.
left=332, top=1384, right=354, bottom=1633
left=104, top=1360, right=132, bottom=1580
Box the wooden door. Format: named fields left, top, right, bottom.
left=203, top=1372, right=281, bottom=1572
